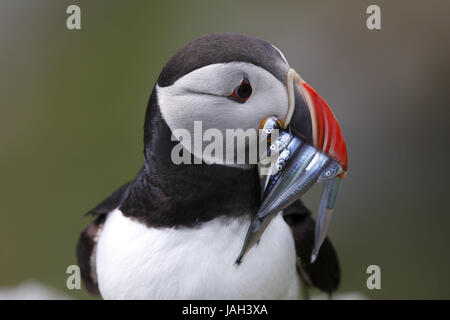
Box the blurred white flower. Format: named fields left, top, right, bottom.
left=0, top=280, right=71, bottom=300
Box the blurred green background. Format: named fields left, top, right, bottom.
left=1, top=0, right=449, bottom=299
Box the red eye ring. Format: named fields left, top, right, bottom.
left=229, top=78, right=252, bottom=103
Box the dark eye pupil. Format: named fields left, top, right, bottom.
left=237, top=83, right=252, bottom=99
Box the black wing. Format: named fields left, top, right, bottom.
left=76, top=182, right=131, bottom=295
left=282, top=200, right=341, bottom=295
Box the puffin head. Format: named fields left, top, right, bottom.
left=142, top=33, right=347, bottom=260
left=148, top=33, right=346, bottom=170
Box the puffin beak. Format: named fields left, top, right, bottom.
left=236, top=69, right=348, bottom=265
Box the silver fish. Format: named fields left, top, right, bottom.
left=236, top=117, right=344, bottom=264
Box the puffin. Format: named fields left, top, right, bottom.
left=77, top=33, right=344, bottom=299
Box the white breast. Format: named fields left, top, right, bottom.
left=96, top=209, right=301, bottom=299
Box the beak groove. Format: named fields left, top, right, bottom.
left=286, top=69, right=348, bottom=172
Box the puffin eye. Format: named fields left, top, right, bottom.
left=229, top=77, right=252, bottom=103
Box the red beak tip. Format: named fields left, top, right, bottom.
left=301, top=82, right=348, bottom=172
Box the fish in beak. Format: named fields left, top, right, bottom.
left=236, top=69, right=348, bottom=265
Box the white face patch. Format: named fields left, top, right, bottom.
left=157, top=62, right=289, bottom=166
